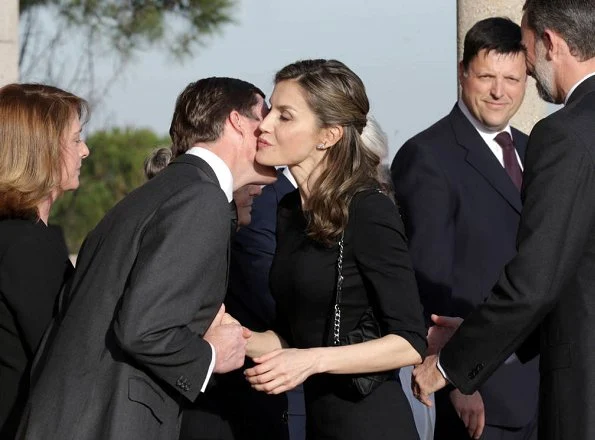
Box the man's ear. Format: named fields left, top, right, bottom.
left=457, top=61, right=467, bottom=83
left=541, top=29, right=557, bottom=60
left=229, top=110, right=243, bottom=134
left=322, top=125, right=344, bottom=149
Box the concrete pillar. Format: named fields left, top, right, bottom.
left=457, top=0, right=546, bottom=134
left=0, top=0, right=19, bottom=86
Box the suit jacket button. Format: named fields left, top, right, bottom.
left=282, top=410, right=288, bottom=423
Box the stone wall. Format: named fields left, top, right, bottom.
left=0, top=0, right=19, bottom=86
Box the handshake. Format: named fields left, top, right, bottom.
left=412, top=315, right=489, bottom=440
left=411, top=314, right=463, bottom=406
left=203, top=305, right=251, bottom=374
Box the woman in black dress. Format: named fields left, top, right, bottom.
left=0, top=84, right=89, bottom=437
left=244, top=59, right=426, bottom=439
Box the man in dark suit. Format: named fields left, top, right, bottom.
left=392, top=17, right=539, bottom=440
left=181, top=168, right=306, bottom=440
left=218, top=168, right=302, bottom=440
left=412, top=1, right=595, bottom=439
left=18, top=77, right=276, bottom=440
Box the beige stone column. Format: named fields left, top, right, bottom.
left=457, top=0, right=545, bottom=133
left=0, top=0, right=19, bottom=86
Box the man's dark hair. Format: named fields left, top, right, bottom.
left=462, top=17, right=525, bottom=70
left=523, top=0, right=595, bottom=61
left=169, top=77, right=265, bottom=157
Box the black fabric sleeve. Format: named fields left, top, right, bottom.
left=352, top=191, right=427, bottom=359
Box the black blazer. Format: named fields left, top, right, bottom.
left=19, top=154, right=233, bottom=440
left=440, top=76, right=595, bottom=440
left=0, top=219, right=73, bottom=438
left=391, top=104, right=539, bottom=428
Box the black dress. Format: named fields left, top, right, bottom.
left=0, top=218, right=73, bottom=438
left=270, top=189, right=427, bottom=440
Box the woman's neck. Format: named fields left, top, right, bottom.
left=36, top=193, right=57, bottom=225
left=289, top=158, right=326, bottom=208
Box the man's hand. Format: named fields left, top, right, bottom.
left=204, top=305, right=249, bottom=373
left=219, top=306, right=252, bottom=339
left=450, top=389, right=485, bottom=440
left=411, top=354, right=448, bottom=406
left=233, top=184, right=263, bottom=228
left=427, top=314, right=463, bottom=355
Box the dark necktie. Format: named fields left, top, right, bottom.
left=229, top=200, right=238, bottom=238
left=494, top=131, right=523, bottom=191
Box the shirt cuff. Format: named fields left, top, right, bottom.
left=436, top=353, right=451, bottom=383
left=200, top=342, right=216, bottom=392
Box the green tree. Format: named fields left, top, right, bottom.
left=50, top=127, right=170, bottom=252
left=19, top=0, right=236, bottom=103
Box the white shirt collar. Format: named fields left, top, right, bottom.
left=564, top=72, right=595, bottom=105
left=458, top=100, right=512, bottom=142
left=186, top=147, right=234, bottom=202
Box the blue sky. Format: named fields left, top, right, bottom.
left=31, top=0, right=459, bottom=160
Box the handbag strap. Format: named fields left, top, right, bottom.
left=331, top=188, right=385, bottom=346
left=332, top=231, right=345, bottom=346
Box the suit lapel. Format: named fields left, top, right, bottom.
left=450, top=105, right=522, bottom=214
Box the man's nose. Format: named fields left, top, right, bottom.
left=491, top=78, right=504, bottom=98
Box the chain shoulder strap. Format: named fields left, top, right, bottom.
left=332, top=232, right=345, bottom=346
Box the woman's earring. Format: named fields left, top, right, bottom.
left=316, top=143, right=326, bottom=151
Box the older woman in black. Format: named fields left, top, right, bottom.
left=244, top=59, right=426, bottom=439
left=0, top=84, right=89, bottom=437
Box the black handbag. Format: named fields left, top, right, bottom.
left=332, top=232, right=392, bottom=398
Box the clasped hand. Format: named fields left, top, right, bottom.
left=411, top=314, right=463, bottom=406
left=244, top=348, right=319, bottom=394
left=203, top=304, right=252, bottom=374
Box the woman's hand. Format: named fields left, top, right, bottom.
left=244, top=348, right=320, bottom=394
left=245, top=330, right=287, bottom=359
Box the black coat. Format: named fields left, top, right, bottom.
left=19, top=154, right=233, bottom=440
left=391, top=104, right=539, bottom=430
left=0, top=219, right=72, bottom=438
left=440, top=76, right=595, bottom=440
